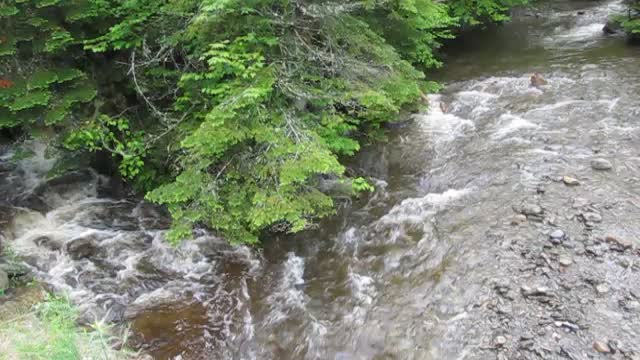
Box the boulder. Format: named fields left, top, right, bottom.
left=34, top=236, right=62, bottom=251
left=530, top=73, right=548, bottom=88
left=64, top=235, right=98, bottom=260
left=603, top=20, right=624, bottom=35
left=590, top=158, right=612, bottom=171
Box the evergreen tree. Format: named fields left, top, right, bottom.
left=1, top=0, right=527, bottom=244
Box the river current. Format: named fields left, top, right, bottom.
left=1, top=1, right=639, bottom=359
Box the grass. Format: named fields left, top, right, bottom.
left=0, top=289, right=135, bottom=360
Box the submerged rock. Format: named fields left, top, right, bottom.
left=581, top=212, right=602, bottom=223
left=603, top=20, right=624, bottom=35
left=64, top=235, right=98, bottom=260
left=511, top=214, right=528, bottom=225
left=549, top=229, right=566, bottom=245
left=518, top=202, right=543, bottom=216
left=591, top=158, right=613, bottom=171
left=562, top=176, right=580, bottom=186
left=530, top=73, right=548, bottom=88
left=34, top=236, right=62, bottom=251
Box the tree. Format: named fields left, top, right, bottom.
left=2, top=0, right=527, bottom=245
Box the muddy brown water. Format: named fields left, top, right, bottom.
left=1, top=1, right=640, bottom=359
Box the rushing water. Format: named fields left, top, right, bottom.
left=2, top=1, right=640, bottom=359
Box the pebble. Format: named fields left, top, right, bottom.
left=520, top=202, right=543, bottom=216
left=582, top=212, right=602, bottom=223
left=572, top=197, right=589, bottom=208
left=595, top=283, right=610, bottom=294
left=624, top=301, right=640, bottom=312
left=563, top=176, right=580, bottom=186
left=591, top=158, right=613, bottom=171
left=549, top=230, right=565, bottom=245
left=511, top=214, right=527, bottom=225
left=605, top=235, right=633, bottom=250
left=521, top=285, right=552, bottom=297
left=558, top=255, right=573, bottom=266
left=593, top=340, right=611, bottom=353
left=494, top=335, right=507, bottom=347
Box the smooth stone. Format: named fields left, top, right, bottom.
left=563, top=176, right=580, bottom=186
left=595, top=283, right=609, bottom=294
left=559, top=255, right=572, bottom=266
left=64, top=235, right=98, bottom=260
left=582, top=212, right=602, bottom=223
left=605, top=235, right=632, bottom=250
left=593, top=340, right=611, bottom=353
left=511, top=214, right=527, bottom=225
left=591, top=158, right=612, bottom=171
left=625, top=301, right=640, bottom=312
left=520, top=203, right=543, bottom=216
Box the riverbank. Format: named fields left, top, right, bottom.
left=1, top=0, right=639, bottom=358
left=0, top=283, right=136, bottom=360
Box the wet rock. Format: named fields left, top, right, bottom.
left=0, top=260, right=29, bottom=277
left=64, top=235, right=98, bottom=260
left=558, top=255, right=573, bottom=266
left=572, top=197, right=589, bottom=208
left=581, top=212, right=602, bottom=223
left=511, top=214, right=527, bottom=225
left=624, top=301, right=640, bottom=312
left=591, top=158, right=613, bottom=171
left=603, top=19, right=624, bottom=35
left=0, top=161, right=16, bottom=173
left=577, top=10, right=585, bottom=15
left=530, top=73, right=547, bottom=88
left=494, top=335, right=507, bottom=347
left=555, top=321, right=580, bottom=332
left=595, top=283, right=610, bottom=294
left=33, top=236, right=62, bottom=251
left=518, top=202, right=543, bottom=217
left=549, top=230, right=566, bottom=245
left=593, top=340, right=611, bottom=353
left=605, top=235, right=633, bottom=251
left=0, top=268, right=9, bottom=290
left=521, top=285, right=553, bottom=298
left=562, top=176, right=580, bottom=186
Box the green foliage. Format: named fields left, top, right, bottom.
left=448, top=0, right=528, bottom=26
left=0, top=0, right=101, bottom=129
left=2, top=0, right=527, bottom=245
left=0, top=292, right=132, bottom=360
left=64, top=115, right=146, bottom=178
left=619, top=1, right=640, bottom=36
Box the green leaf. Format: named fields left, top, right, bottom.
left=10, top=90, right=51, bottom=111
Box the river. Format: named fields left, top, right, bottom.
left=1, top=0, right=639, bottom=359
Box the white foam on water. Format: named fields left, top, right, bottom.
left=377, top=187, right=474, bottom=229
left=264, top=253, right=307, bottom=325
left=348, top=270, right=376, bottom=306
left=414, top=95, right=475, bottom=144
left=546, top=23, right=605, bottom=44
left=491, top=114, right=540, bottom=140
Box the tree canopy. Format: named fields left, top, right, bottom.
left=1, top=0, right=527, bottom=244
